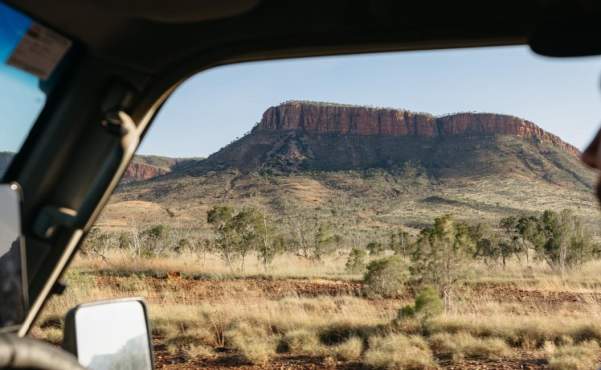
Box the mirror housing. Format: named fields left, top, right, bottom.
left=63, top=298, right=154, bottom=370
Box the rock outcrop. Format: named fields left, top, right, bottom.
left=257, top=101, right=579, bottom=157
left=122, top=162, right=170, bottom=182
left=0, top=152, right=177, bottom=183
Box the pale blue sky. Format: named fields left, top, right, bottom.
left=3, top=44, right=601, bottom=159
left=0, top=1, right=45, bottom=154
left=139, top=45, right=601, bottom=158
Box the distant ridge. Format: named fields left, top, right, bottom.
left=0, top=152, right=183, bottom=182
left=108, top=100, right=598, bottom=234
left=256, top=101, right=579, bottom=156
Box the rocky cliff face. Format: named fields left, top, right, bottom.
left=122, top=162, right=170, bottom=182
left=257, top=101, right=579, bottom=157
left=0, top=152, right=176, bottom=183
left=185, top=100, right=592, bottom=189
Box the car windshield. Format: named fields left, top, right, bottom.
left=34, top=46, right=601, bottom=369
left=0, top=1, right=71, bottom=178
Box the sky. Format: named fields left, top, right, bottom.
left=0, top=1, right=46, bottom=154
left=138, top=45, right=601, bottom=158
left=3, top=38, right=601, bottom=158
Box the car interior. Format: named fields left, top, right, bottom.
left=2, top=1, right=601, bottom=369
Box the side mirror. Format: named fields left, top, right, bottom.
left=0, top=183, right=27, bottom=330
left=63, top=298, right=154, bottom=370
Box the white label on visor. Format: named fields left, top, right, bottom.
left=7, top=22, right=71, bottom=80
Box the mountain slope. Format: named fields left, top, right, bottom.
left=0, top=153, right=182, bottom=182
left=108, top=101, right=598, bottom=235
left=167, top=101, right=591, bottom=189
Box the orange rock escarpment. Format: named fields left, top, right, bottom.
left=257, top=101, right=579, bottom=157
left=123, top=162, right=169, bottom=182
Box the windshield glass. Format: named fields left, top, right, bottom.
left=34, top=46, right=601, bottom=369
left=0, top=1, right=71, bottom=177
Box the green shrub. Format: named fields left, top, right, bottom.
left=345, top=248, right=368, bottom=273
left=398, top=286, right=443, bottom=322
left=363, top=256, right=408, bottom=298
left=398, top=304, right=416, bottom=319
left=332, top=336, right=363, bottom=361
left=414, top=286, right=444, bottom=318
left=366, top=241, right=385, bottom=256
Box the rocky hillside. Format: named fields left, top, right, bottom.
left=107, top=101, right=598, bottom=236
left=0, top=153, right=180, bottom=182
left=175, top=101, right=589, bottom=189
left=121, top=155, right=182, bottom=183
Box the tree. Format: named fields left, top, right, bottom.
left=312, top=223, right=337, bottom=261
left=398, top=286, right=443, bottom=321
left=366, top=241, right=385, bottom=256
left=471, top=219, right=525, bottom=268
left=363, top=256, right=408, bottom=298
left=207, top=206, right=237, bottom=268
left=230, top=208, right=263, bottom=271
left=498, top=216, right=527, bottom=267
left=208, top=206, right=284, bottom=272
left=388, top=229, right=412, bottom=256
left=140, top=224, right=171, bottom=256
left=539, top=210, right=594, bottom=276
left=345, top=247, right=368, bottom=273
left=254, top=211, right=285, bottom=271
left=410, top=215, right=475, bottom=310
left=471, top=223, right=499, bottom=265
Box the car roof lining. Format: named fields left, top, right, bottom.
left=5, top=0, right=575, bottom=74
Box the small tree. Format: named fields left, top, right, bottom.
left=363, top=256, right=408, bottom=298
left=526, top=210, right=595, bottom=276
left=254, top=212, right=285, bottom=271
left=208, top=206, right=285, bottom=272
left=388, top=229, right=412, bottom=256
left=398, top=286, right=443, bottom=321
left=472, top=221, right=521, bottom=268
left=140, top=224, right=171, bottom=256
left=366, top=241, right=385, bottom=256
left=283, top=210, right=336, bottom=261
left=410, top=215, right=474, bottom=310
left=312, top=223, right=337, bottom=261
left=207, top=206, right=237, bottom=268
left=230, top=208, right=263, bottom=271
left=345, top=247, right=368, bottom=273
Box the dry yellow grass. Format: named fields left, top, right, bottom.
left=429, top=331, right=512, bottom=361
left=364, top=334, right=437, bottom=369
left=30, top=251, right=601, bottom=369
left=280, top=329, right=323, bottom=356
left=74, top=249, right=358, bottom=279
left=545, top=340, right=600, bottom=370
left=225, top=321, right=277, bottom=364
left=332, top=336, right=363, bottom=361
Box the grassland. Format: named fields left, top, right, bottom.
left=32, top=248, right=601, bottom=369
left=32, top=133, right=601, bottom=369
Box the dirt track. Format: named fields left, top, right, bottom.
left=96, top=274, right=365, bottom=301
left=95, top=272, right=601, bottom=308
